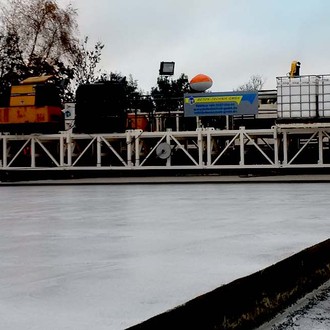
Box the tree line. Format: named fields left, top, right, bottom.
left=0, top=0, right=264, bottom=111
left=0, top=0, right=107, bottom=101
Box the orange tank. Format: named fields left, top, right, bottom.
left=126, top=113, right=149, bottom=130
left=190, top=74, right=213, bottom=92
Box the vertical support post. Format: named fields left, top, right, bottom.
left=60, top=135, right=64, bottom=166
left=207, top=130, right=212, bottom=166
left=226, top=116, right=229, bottom=130
left=97, top=135, right=102, bottom=167
left=176, top=113, right=180, bottom=132
left=126, top=130, right=133, bottom=167
left=166, top=131, right=171, bottom=167
left=31, top=137, right=36, bottom=168
left=318, top=130, right=323, bottom=165
left=283, top=131, right=288, bottom=165
left=198, top=129, right=203, bottom=166
left=196, top=116, right=200, bottom=129
left=239, top=127, right=245, bottom=166
left=2, top=136, right=7, bottom=167
left=156, top=115, right=160, bottom=132
left=273, top=127, right=279, bottom=167
left=67, top=132, right=72, bottom=166
left=135, top=131, right=140, bottom=166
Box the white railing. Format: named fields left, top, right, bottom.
left=1, top=124, right=330, bottom=170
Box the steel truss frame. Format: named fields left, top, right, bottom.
left=278, top=124, right=330, bottom=168
left=1, top=124, right=330, bottom=171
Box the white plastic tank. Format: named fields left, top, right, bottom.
left=318, top=75, right=330, bottom=117
left=277, top=76, right=319, bottom=119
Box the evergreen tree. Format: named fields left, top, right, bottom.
left=151, top=73, right=190, bottom=112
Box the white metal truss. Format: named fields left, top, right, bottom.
left=277, top=124, right=330, bottom=168
left=1, top=124, right=330, bottom=171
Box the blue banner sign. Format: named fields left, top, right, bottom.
left=184, top=91, right=258, bottom=117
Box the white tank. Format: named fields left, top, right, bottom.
left=277, top=76, right=319, bottom=118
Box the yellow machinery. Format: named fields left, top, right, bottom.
left=289, top=61, right=301, bottom=78
left=0, top=76, right=63, bottom=133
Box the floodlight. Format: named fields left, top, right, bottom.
left=159, top=62, right=175, bottom=76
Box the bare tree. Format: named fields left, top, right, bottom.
left=70, top=37, right=104, bottom=86
left=1, top=0, right=79, bottom=65
left=0, top=0, right=106, bottom=101
left=236, top=74, right=265, bottom=91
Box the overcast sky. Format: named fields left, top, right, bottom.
left=57, top=0, right=330, bottom=93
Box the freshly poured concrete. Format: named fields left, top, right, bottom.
left=0, top=183, right=330, bottom=329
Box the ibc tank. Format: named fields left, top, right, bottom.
left=277, top=75, right=318, bottom=119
